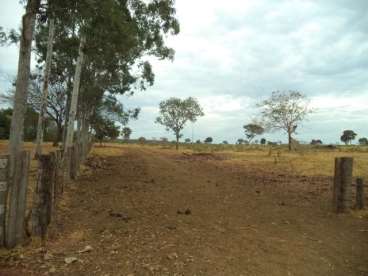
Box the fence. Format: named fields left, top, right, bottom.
left=0, top=142, right=93, bottom=249
left=333, top=157, right=365, bottom=213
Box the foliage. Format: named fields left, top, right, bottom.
left=93, top=116, right=120, bottom=144
left=222, top=140, right=228, bottom=144
left=260, top=138, right=266, bottom=145
left=185, top=138, right=191, bottom=143
left=156, top=97, right=204, bottom=149
left=340, top=130, right=357, bottom=145
left=204, top=137, right=213, bottom=144
left=122, top=127, right=132, bottom=140
left=243, top=123, right=264, bottom=143
left=0, top=108, right=12, bottom=139
left=258, top=91, right=312, bottom=150
left=358, top=137, right=368, bottom=145
left=310, top=139, right=323, bottom=145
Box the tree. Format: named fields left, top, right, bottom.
left=204, top=137, right=213, bottom=144
left=243, top=123, right=264, bottom=143
left=195, top=139, right=201, bottom=144
left=310, top=139, right=322, bottom=145
left=258, top=91, right=312, bottom=150
left=35, top=17, right=55, bottom=156
left=0, top=108, right=12, bottom=139
left=156, top=97, right=204, bottom=150
left=358, top=137, right=368, bottom=145
left=93, top=117, right=120, bottom=145
left=340, top=130, right=357, bottom=145
left=122, top=127, right=132, bottom=140
left=260, top=138, right=266, bottom=145
left=237, top=138, right=244, bottom=145
left=222, top=140, right=228, bottom=144
left=185, top=138, right=191, bottom=143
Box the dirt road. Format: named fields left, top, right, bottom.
left=2, top=146, right=368, bottom=275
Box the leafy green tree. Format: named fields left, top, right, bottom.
left=0, top=108, right=12, bottom=139
left=204, top=137, right=213, bottom=144
left=243, top=123, right=264, bottom=143
left=222, top=140, right=228, bottom=144
left=185, top=138, right=191, bottom=143
left=156, top=97, right=204, bottom=150
left=122, top=127, right=132, bottom=140
left=310, top=139, right=322, bottom=145
left=93, top=117, right=120, bottom=145
left=340, top=130, right=357, bottom=145
left=258, top=91, right=312, bottom=150
left=260, top=138, right=266, bottom=145
left=358, top=137, right=368, bottom=145
left=237, top=138, right=244, bottom=145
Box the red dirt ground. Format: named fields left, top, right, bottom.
left=1, top=146, right=368, bottom=276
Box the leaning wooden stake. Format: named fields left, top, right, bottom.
left=6, top=151, right=30, bottom=248
left=356, top=178, right=364, bottom=210
left=333, top=157, right=353, bottom=213
left=0, top=155, right=9, bottom=247
left=32, top=153, right=56, bottom=238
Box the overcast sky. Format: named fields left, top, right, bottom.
left=0, top=0, right=367, bottom=144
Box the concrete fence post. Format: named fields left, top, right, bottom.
left=356, top=178, right=365, bottom=210
left=333, top=157, right=353, bottom=213
left=0, top=155, right=9, bottom=247
left=6, top=151, right=30, bottom=248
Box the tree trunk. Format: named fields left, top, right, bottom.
left=8, top=0, right=39, bottom=169
left=175, top=135, right=179, bottom=150
left=288, top=129, right=292, bottom=151
left=7, top=0, right=39, bottom=248
left=35, top=18, right=55, bottom=156
left=53, top=123, right=63, bottom=147
left=64, top=34, right=86, bottom=155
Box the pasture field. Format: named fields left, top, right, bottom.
left=0, top=141, right=368, bottom=275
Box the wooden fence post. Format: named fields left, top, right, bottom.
left=333, top=157, right=353, bottom=213
left=70, top=144, right=80, bottom=180
left=0, top=155, right=9, bottom=247
left=6, top=151, right=30, bottom=248
left=356, top=178, right=364, bottom=210
left=54, top=150, right=63, bottom=196
left=32, top=154, right=56, bottom=238
left=63, top=147, right=72, bottom=182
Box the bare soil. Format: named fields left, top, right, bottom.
left=1, top=146, right=368, bottom=276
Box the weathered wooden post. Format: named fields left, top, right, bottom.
left=0, top=155, right=9, bottom=247
left=6, top=151, right=30, bottom=248
left=32, top=153, right=56, bottom=238
left=70, top=144, right=80, bottom=180
left=63, top=147, right=72, bottom=182
left=333, top=157, right=353, bottom=213
left=356, top=178, right=364, bottom=210
left=54, top=149, right=63, bottom=196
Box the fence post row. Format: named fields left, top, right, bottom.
left=6, top=151, right=30, bottom=248
left=0, top=155, right=9, bottom=247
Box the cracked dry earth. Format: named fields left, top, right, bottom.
left=1, top=146, right=368, bottom=276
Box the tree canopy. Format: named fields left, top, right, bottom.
left=258, top=91, right=312, bottom=150
left=340, top=130, right=357, bottom=145
left=156, top=97, right=204, bottom=150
